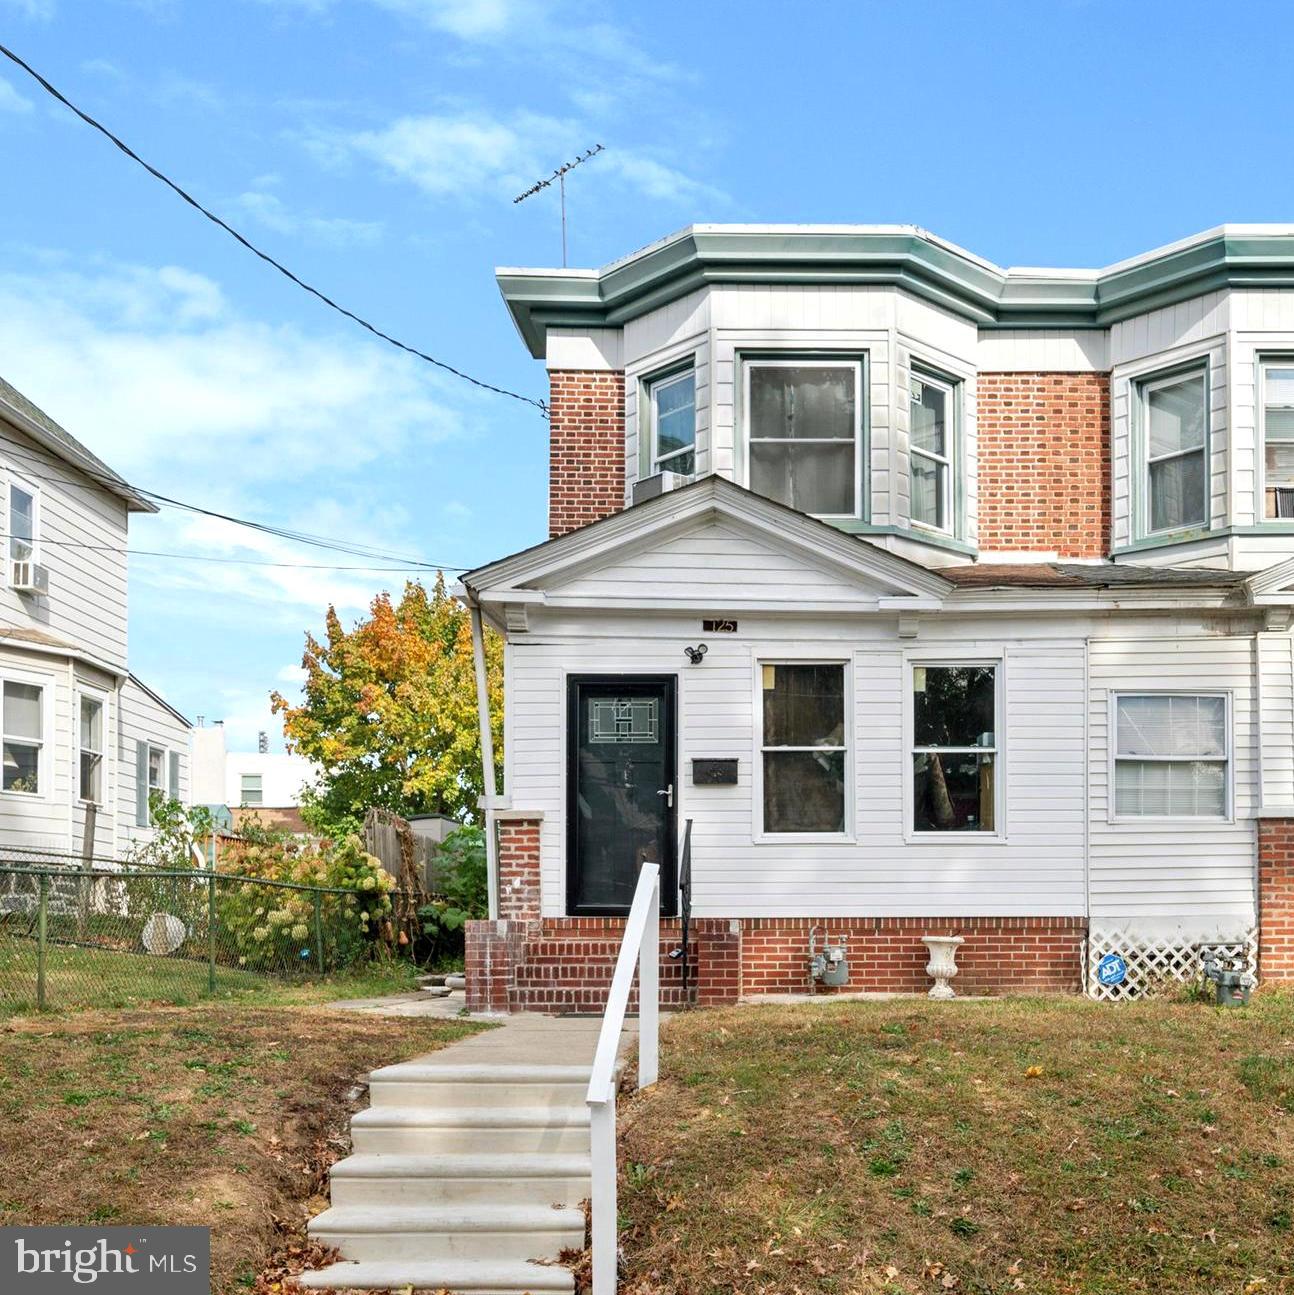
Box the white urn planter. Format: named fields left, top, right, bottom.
left=922, top=934, right=964, bottom=1000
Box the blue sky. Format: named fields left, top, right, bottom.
left=0, top=0, right=1291, bottom=750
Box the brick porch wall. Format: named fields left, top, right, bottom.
left=1259, top=818, right=1294, bottom=980
left=548, top=369, right=626, bottom=538
left=466, top=912, right=1085, bottom=1012
left=976, top=371, right=1111, bottom=557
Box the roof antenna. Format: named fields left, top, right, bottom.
left=514, top=144, right=604, bottom=267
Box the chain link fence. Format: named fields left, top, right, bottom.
left=0, top=849, right=412, bottom=1012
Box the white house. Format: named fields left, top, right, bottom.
left=190, top=720, right=316, bottom=830
left=462, top=223, right=1294, bottom=1009
left=0, top=377, right=190, bottom=861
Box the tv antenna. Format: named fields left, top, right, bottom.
left=514, top=143, right=604, bottom=267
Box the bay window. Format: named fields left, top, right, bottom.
left=912, top=664, right=997, bottom=833
left=745, top=359, right=862, bottom=518
left=760, top=662, right=846, bottom=834
left=1114, top=693, right=1228, bottom=818
left=649, top=368, right=696, bottom=475
left=1261, top=359, right=1294, bottom=519
left=3, top=680, right=42, bottom=794
left=1142, top=368, right=1207, bottom=533
left=910, top=371, right=954, bottom=531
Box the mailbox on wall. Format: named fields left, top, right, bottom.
left=692, top=758, right=739, bottom=786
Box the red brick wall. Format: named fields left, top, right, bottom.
left=497, top=817, right=542, bottom=922
left=548, top=369, right=625, bottom=538
left=976, top=371, right=1111, bottom=557
left=1259, top=819, right=1294, bottom=980
left=468, top=914, right=1084, bottom=1012
left=740, top=917, right=1084, bottom=996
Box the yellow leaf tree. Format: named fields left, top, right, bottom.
left=271, top=576, right=502, bottom=832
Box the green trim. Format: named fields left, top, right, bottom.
left=499, top=228, right=1294, bottom=358
left=831, top=520, right=978, bottom=556
left=1130, top=359, right=1212, bottom=544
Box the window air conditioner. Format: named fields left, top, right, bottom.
left=631, top=469, right=692, bottom=506
left=11, top=561, right=50, bottom=595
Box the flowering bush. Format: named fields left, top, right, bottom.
left=217, top=833, right=395, bottom=971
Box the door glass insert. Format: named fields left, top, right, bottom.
left=589, top=697, right=659, bottom=744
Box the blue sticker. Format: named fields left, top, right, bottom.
left=1097, top=953, right=1127, bottom=986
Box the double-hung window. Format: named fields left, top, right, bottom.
left=1261, top=360, right=1294, bottom=519
left=912, top=665, right=997, bottom=833
left=760, top=662, right=847, bottom=835
left=648, top=369, right=696, bottom=475
left=2, top=680, right=42, bottom=794
left=1113, top=694, right=1228, bottom=818
left=240, top=773, right=264, bottom=807
left=910, top=372, right=954, bottom=532
left=1142, top=368, right=1207, bottom=533
left=746, top=359, right=862, bottom=518
left=79, top=695, right=104, bottom=803
left=9, top=478, right=38, bottom=565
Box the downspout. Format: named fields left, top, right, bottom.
left=468, top=592, right=500, bottom=920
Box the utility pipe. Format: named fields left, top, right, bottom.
left=469, top=596, right=500, bottom=919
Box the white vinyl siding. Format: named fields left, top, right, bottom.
left=1089, top=634, right=1256, bottom=941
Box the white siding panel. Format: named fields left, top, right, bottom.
left=977, top=329, right=1109, bottom=372
left=1088, top=633, right=1256, bottom=940
left=505, top=619, right=1087, bottom=919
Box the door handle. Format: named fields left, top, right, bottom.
left=657, top=783, right=674, bottom=809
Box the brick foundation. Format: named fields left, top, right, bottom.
left=977, top=371, right=1111, bottom=557
left=1259, top=818, right=1294, bottom=980
left=466, top=912, right=1085, bottom=1012
left=548, top=369, right=626, bottom=538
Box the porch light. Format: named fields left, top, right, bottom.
left=684, top=644, right=708, bottom=664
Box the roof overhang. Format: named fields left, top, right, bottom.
left=497, top=223, right=1294, bottom=358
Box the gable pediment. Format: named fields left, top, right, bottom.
left=463, top=476, right=951, bottom=615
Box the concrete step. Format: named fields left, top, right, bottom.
left=328, top=1152, right=591, bottom=1207
left=367, top=1063, right=592, bottom=1110
left=308, top=1203, right=585, bottom=1262
left=296, top=1258, right=574, bottom=1293
left=350, top=1105, right=591, bottom=1154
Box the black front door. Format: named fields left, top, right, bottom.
left=567, top=676, right=677, bottom=916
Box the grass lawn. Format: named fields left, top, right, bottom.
left=0, top=937, right=430, bottom=1014
left=617, top=994, right=1294, bottom=1295
left=0, top=1003, right=484, bottom=1292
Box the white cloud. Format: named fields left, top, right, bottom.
left=331, top=108, right=725, bottom=208
left=0, top=258, right=473, bottom=487
left=373, top=0, right=532, bottom=39
left=0, top=0, right=55, bottom=17
left=0, top=78, right=33, bottom=115
left=235, top=188, right=383, bottom=247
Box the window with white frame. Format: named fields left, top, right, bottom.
left=649, top=368, right=695, bottom=475
left=79, top=695, right=103, bottom=803
left=1114, top=693, right=1228, bottom=818
left=745, top=359, right=862, bottom=518
left=912, top=665, right=997, bottom=833
left=1142, top=368, right=1207, bottom=533
left=910, top=371, right=954, bottom=531
left=2, top=680, right=42, bottom=794
left=148, top=744, right=166, bottom=800
left=1261, top=359, right=1294, bottom=519
left=240, top=773, right=263, bottom=806
left=760, top=662, right=846, bottom=834
left=9, top=479, right=38, bottom=564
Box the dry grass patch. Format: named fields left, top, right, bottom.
left=0, top=1004, right=483, bottom=1292
left=617, top=993, right=1294, bottom=1294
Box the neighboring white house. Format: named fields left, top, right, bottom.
left=0, top=377, right=190, bottom=861
left=190, top=720, right=316, bottom=828
left=462, top=223, right=1294, bottom=1010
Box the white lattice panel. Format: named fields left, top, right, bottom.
left=1086, top=927, right=1257, bottom=1002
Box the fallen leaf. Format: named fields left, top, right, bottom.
left=1024, top=1065, right=1044, bottom=1079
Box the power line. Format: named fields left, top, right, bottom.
left=0, top=41, right=548, bottom=417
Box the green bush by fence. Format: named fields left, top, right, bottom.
left=0, top=853, right=415, bottom=1012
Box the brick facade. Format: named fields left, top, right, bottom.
left=548, top=369, right=626, bottom=538
left=976, top=371, right=1111, bottom=557
left=1259, top=818, right=1294, bottom=981
left=465, top=911, right=1085, bottom=1012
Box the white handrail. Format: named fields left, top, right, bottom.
left=586, top=861, right=660, bottom=1295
